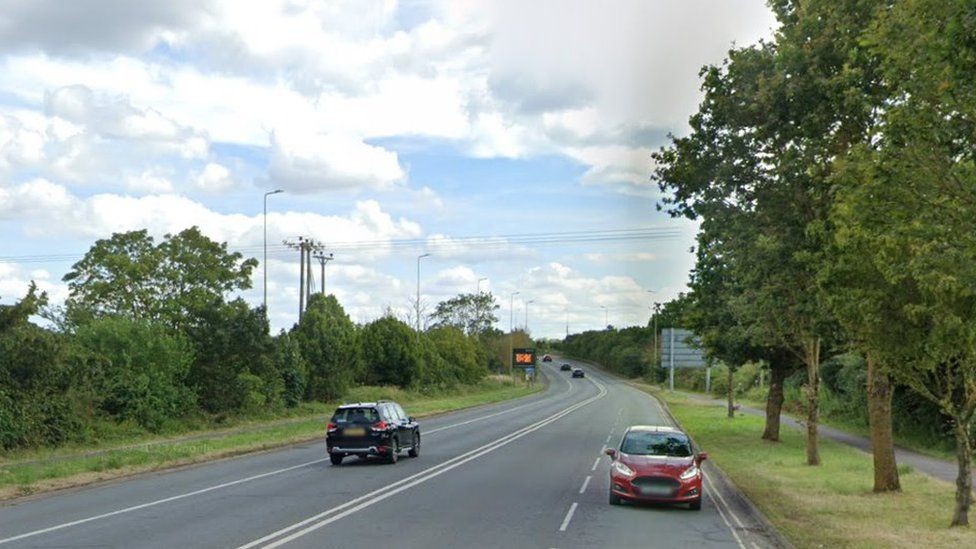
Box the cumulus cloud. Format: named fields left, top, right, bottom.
left=0, top=0, right=213, bottom=56
left=267, top=130, right=405, bottom=192
left=192, top=162, right=235, bottom=193
left=0, top=180, right=421, bottom=249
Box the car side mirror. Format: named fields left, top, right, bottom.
left=697, top=452, right=708, bottom=462
left=604, top=448, right=617, bottom=460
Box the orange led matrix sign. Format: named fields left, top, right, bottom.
left=512, top=348, right=536, bottom=368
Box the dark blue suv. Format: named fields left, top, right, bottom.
left=326, top=401, right=420, bottom=465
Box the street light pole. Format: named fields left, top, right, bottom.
left=525, top=299, right=535, bottom=334
left=509, top=291, right=519, bottom=376
left=601, top=305, right=608, bottom=328
left=416, top=253, right=430, bottom=335
left=262, top=189, right=283, bottom=316
left=653, top=302, right=661, bottom=370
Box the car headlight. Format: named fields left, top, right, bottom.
left=679, top=465, right=700, bottom=480
left=612, top=461, right=635, bottom=478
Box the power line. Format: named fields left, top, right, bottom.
left=0, top=226, right=684, bottom=265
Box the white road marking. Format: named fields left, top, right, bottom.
left=578, top=476, right=592, bottom=494
left=0, top=458, right=330, bottom=546
left=558, top=502, right=579, bottom=532
left=239, top=378, right=609, bottom=549
left=605, top=435, right=611, bottom=444
left=591, top=457, right=601, bottom=471
left=703, top=473, right=746, bottom=529
left=708, top=491, right=747, bottom=549
left=427, top=361, right=574, bottom=435
left=600, top=444, right=606, bottom=453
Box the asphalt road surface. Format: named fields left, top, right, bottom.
left=0, top=359, right=782, bottom=548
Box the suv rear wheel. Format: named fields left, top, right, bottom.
left=387, top=438, right=399, bottom=464
left=330, top=453, right=343, bottom=466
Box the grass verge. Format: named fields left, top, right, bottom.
left=635, top=385, right=976, bottom=549
left=0, top=376, right=541, bottom=500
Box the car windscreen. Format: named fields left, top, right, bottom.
left=620, top=432, right=692, bottom=457
left=332, top=407, right=380, bottom=424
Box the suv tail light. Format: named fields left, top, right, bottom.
left=371, top=420, right=389, bottom=431
left=327, top=422, right=337, bottom=432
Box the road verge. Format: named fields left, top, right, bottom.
left=643, top=386, right=976, bottom=548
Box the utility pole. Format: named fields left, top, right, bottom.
left=284, top=237, right=324, bottom=322
left=314, top=252, right=334, bottom=295
left=524, top=299, right=534, bottom=334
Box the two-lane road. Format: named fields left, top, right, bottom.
left=0, top=359, right=777, bottom=548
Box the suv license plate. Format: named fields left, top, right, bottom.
left=345, top=428, right=366, bottom=436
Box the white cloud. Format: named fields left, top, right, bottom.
left=192, top=162, right=235, bottom=193
left=268, top=129, right=405, bottom=192
left=125, top=168, right=175, bottom=194
left=0, top=261, right=68, bottom=307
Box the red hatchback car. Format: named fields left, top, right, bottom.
left=605, top=425, right=707, bottom=510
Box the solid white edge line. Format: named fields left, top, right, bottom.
left=702, top=473, right=747, bottom=528
left=591, top=458, right=601, bottom=471
left=578, top=476, right=591, bottom=494
left=708, top=488, right=747, bottom=549
left=0, top=458, right=330, bottom=546
left=241, top=377, right=608, bottom=549
left=558, top=502, right=579, bottom=532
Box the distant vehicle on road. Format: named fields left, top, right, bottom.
left=571, top=368, right=585, bottom=378
left=542, top=354, right=552, bottom=362
left=561, top=363, right=572, bottom=371
left=326, top=400, right=420, bottom=465
left=605, top=425, right=706, bottom=510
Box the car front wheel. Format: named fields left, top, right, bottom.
left=408, top=433, right=420, bottom=458
left=689, top=497, right=702, bottom=511
left=609, top=490, right=621, bottom=505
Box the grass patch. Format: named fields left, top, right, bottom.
left=0, top=376, right=540, bottom=499
left=643, top=388, right=976, bottom=549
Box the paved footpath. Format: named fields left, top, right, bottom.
left=671, top=389, right=968, bottom=485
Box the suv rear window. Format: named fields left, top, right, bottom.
left=333, top=407, right=380, bottom=423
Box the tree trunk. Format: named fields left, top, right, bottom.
left=950, top=419, right=973, bottom=527
left=804, top=338, right=821, bottom=466
left=866, top=352, right=900, bottom=492
left=727, top=365, right=735, bottom=418
left=762, top=365, right=787, bottom=441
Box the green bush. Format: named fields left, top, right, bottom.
left=74, top=317, right=196, bottom=432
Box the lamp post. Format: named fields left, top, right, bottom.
left=477, top=277, right=488, bottom=294
left=653, top=302, right=661, bottom=370
left=524, top=299, right=535, bottom=333
left=601, top=305, right=608, bottom=329
left=509, top=291, right=519, bottom=375
left=263, top=189, right=283, bottom=315
left=416, top=253, right=430, bottom=336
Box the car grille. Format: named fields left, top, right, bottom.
left=631, top=476, right=680, bottom=495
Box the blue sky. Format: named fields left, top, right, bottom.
left=0, top=0, right=776, bottom=337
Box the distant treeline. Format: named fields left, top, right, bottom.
left=0, top=228, right=522, bottom=451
